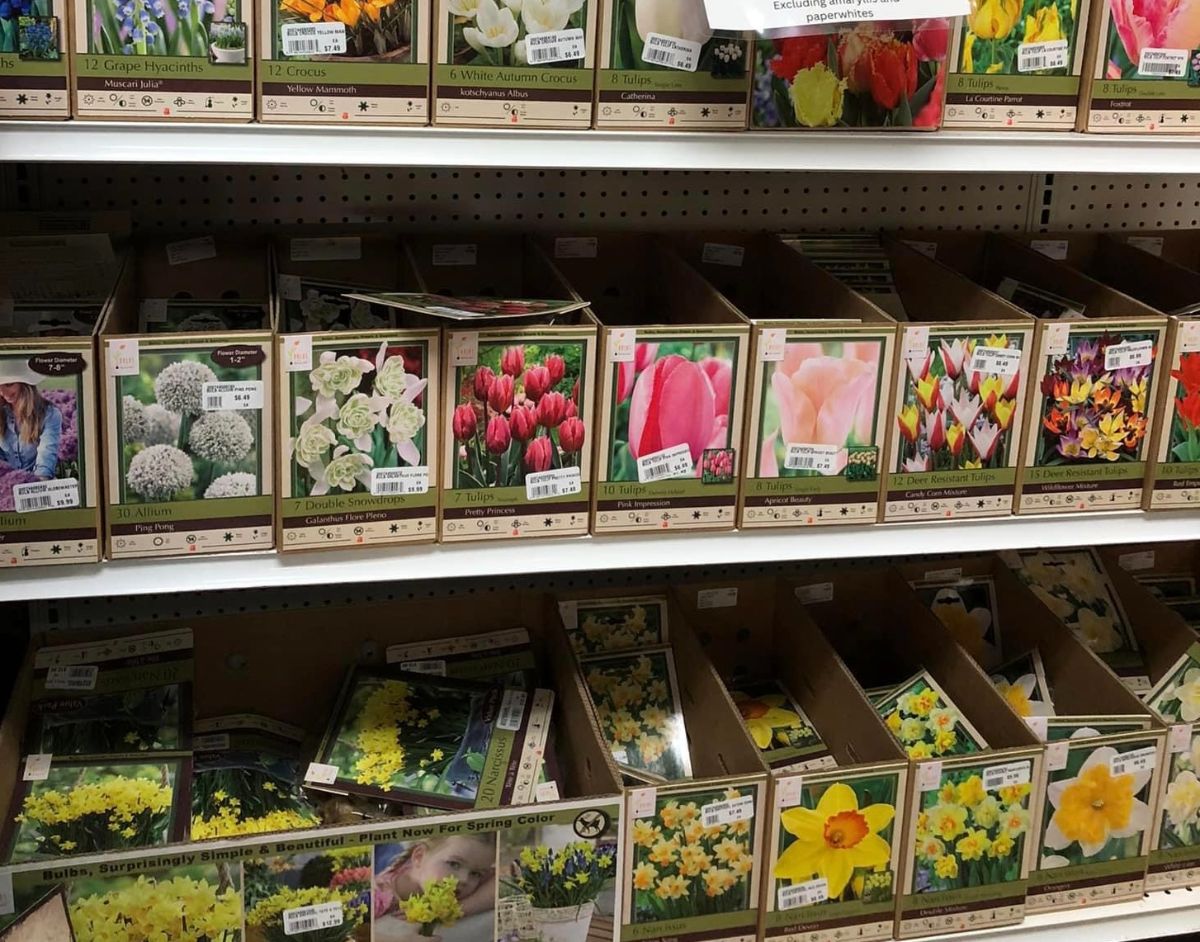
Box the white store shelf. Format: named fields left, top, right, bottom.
left=6, top=123, right=1200, bottom=172
left=1, top=510, right=1196, bottom=603
left=914, top=887, right=1199, bottom=942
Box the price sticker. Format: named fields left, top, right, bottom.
left=795, top=583, right=833, bottom=604
left=166, top=236, right=216, bottom=265
left=1118, top=550, right=1155, bottom=571
left=1110, top=746, right=1157, bottom=777
left=45, top=665, right=98, bottom=690
left=12, top=479, right=79, bottom=514
left=498, top=689, right=528, bottom=731
left=535, top=780, right=562, bottom=803
left=702, top=243, right=745, bottom=267
left=399, top=660, right=447, bottom=675
left=778, top=877, right=828, bottom=910
left=983, top=760, right=1031, bottom=791
left=1030, top=239, right=1069, bottom=260
left=697, top=587, right=738, bottom=609
left=370, top=466, right=429, bottom=496
left=432, top=244, right=477, bottom=266
left=641, top=32, right=700, bottom=71
left=1138, top=47, right=1188, bottom=77
left=554, top=237, right=597, bottom=258
left=1128, top=235, right=1164, bottom=256
left=526, top=467, right=581, bottom=501
left=304, top=762, right=339, bottom=784
left=289, top=235, right=360, bottom=260
left=968, top=346, right=1022, bottom=375
left=1018, top=39, right=1068, bottom=72
left=785, top=443, right=840, bottom=475
left=1105, top=340, right=1154, bottom=371
left=202, top=381, right=263, bottom=411
left=281, top=21, right=346, bottom=55
left=637, top=443, right=693, bottom=484
left=524, top=27, right=585, bottom=63
left=701, top=794, right=754, bottom=828
left=283, top=902, right=343, bottom=936
left=193, top=733, right=232, bottom=752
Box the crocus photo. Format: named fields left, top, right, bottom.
left=1168, top=350, right=1200, bottom=464
left=0, top=359, right=80, bottom=512
left=446, top=0, right=588, bottom=68
left=452, top=342, right=586, bottom=490
left=277, top=0, right=413, bottom=60
left=608, top=341, right=735, bottom=483
left=756, top=339, right=883, bottom=480
left=894, top=335, right=1022, bottom=474
left=958, top=0, right=1075, bottom=74
left=1105, top=0, right=1200, bottom=81
left=290, top=342, right=427, bottom=498
left=752, top=19, right=950, bottom=130
left=117, top=352, right=261, bottom=504
left=89, top=0, right=243, bottom=58
left=1035, top=332, right=1155, bottom=466
left=608, top=0, right=746, bottom=75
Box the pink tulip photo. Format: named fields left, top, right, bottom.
left=1109, top=0, right=1200, bottom=73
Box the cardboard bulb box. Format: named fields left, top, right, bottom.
left=799, top=233, right=1035, bottom=524
left=259, top=0, right=430, bottom=124
left=272, top=233, right=441, bottom=552
left=942, top=0, right=1092, bottom=130
left=0, top=590, right=628, bottom=942
left=71, top=0, right=253, bottom=119
left=1078, top=0, right=1200, bottom=132
left=386, top=235, right=598, bottom=542
left=898, top=554, right=1167, bottom=914
left=670, top=232, right=897, bottom=528
left=544, top=234, right=750, bottom=535
left=433, top=0, right=597, bottom=128
left=0, top=224, right=123, bottom=567
left=792, top=567, right=1044, bottom=939
left=751, top=18, right=953, bottom=131
left=0, top=0, right=70, bottom=118
left=100, top=234, right=275, bottom=559
left=1102, top=543, right=1200, bottom=891
left=594, top=0, right=750, bottom=129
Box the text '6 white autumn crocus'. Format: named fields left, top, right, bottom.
left=464, top=0, right=519, bottom=50
left=634, top=0, right=712, bottom=44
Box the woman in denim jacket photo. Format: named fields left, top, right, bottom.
left=0, top=360, right=62, bottom=480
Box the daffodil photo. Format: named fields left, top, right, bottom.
left=727, top=680, right=832, bottom=771
left=958, top=0, right=1077, bottom=75
left=1040, top=743, right=1156, bottom=869
left=911, top=576, right=1001, bottom=668
left=913, top=767, right=1032, bottom=894
left=774, top=779, right=899, bottom=908
left=1147, top=649, right=1200, bottom=725
left=446, top=0, right=589, bottom=69
left=1159, top=730, right=1200, bottom=852
left=875, top=672, right=988, bottom=760
left=568, top=596, right=668, bottom=656
left=990, top=650, right=1056, bottom=720
left=628, top=786, right=758, bottom=927
left=26, top=682, right=186, bottom=757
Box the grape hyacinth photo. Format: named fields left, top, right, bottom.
left=89, top=0, right=242, bottom=59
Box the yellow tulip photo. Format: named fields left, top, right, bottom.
left=958, top=0, right=1076, bottom=74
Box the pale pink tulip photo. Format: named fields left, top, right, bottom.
left=1109, top=0, right=1200, bottom=74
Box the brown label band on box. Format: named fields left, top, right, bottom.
left=1021, top=476, right=1144, bottom=495
left=437, top=85, right=590, bottom=102
left=632, top=925, right=755, bottom=942
left=886, top=484, right=1013, bottom=501
left=1092, top=98, right=1200, bottom=110
left=596, top=495, right=733, bottom=511
left=902, top=893, right=1024, bottom=922
left=598, top=90, right=747, bottom=103
left=77, top=77, right=253, bottom=93
left=1155, top=475, right=1200, bottom=489
left=1, top=76, right=68, bottom=90
left=442, top=500, right=588, bottom=519
left=945, top=92, right=1071, bottom=107
left=262, top=82, right=427, bottom=98
left=1150, top=853, right=1200, bottom=875
left=282, top=506, right=431, bottom=528
left=111, top=514, right=272, bottom=535
left=0, top=527, right=96, bottom=542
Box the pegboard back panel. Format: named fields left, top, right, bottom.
left=22, top=166, right=1037, bottom=232
left=1039, top=173, right=1200, bottom=231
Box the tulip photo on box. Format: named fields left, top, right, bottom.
left=756, top=338, right=885, bottom=481
left=452, top=341, right=586, bottom=490
left=1168, top=350, right=1200, bottom=463
left=445, top=0, right=589, bottom=68
left=751, top=19, right=951, bottom=130
left=895, top=334, right=1023, bottom=475
left=957, top=0, right=1076, bottom=75
left=607, top=341, right=736, bottom=484
left=608, top=0, right=747, bottom=76
left=1104, top=0, right=1200, bottom=83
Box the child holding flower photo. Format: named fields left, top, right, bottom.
left=373, top=835, right=496, bottom=942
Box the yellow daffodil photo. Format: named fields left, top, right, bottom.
left=1042, top=744, right=1154, bottom=865
left=913, top=768, right=1031, bottom=893
left=67, top=865, right=243, bottom=942
left=569, top=596, right=668, bottom=656
left=875, top=672, right=987, bottom=760
left=630, top=787, right=757, bottom=926
left=245, top=847, right=372, bottom=942
left=729, top=680, right=830, bottom=769
left=989, top=650, right=1055, bottom=719
left=911, top=575, right=1001, bottom=667
left=774, top=780, right=898, bottom=905
left=958, top=0, right=1075, bottom=75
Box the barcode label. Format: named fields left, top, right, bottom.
left=432, top=243, right=477, bottom=266
left=701, top=794, right=754, bottom=828
left=778, top=877, right=828, bottom=910
left=498, top=689, right=528, bottom=731
left=697, top=586, right=738, bottom=609
left=166, top=236, right=216, bottom=265
left=1105, top=339, right=1154, bottom=371
left=641, top=32, right=700, bottom=71
left=22, top=754, right=52, bottom=782
left=283, top=901, right=343, bottom=936
left=702, top=242, right=745, bottom=267
left=289, top=235, right=360, bottom=260
left=636, top=443, right=693, bottom=483
left=12, top=478, right=79, bottom=514
left=202, top=381, right=263, bottom=411
left=1138, top=47, right=1188, bottom=77
left=554, top=237, right=597, bottom=258
left=370, top=466, right=429, bottom=496
left=969, top=346, right=1022, bottom=375
left=1030, top=239, right=1069, bottom=260
left=1111, top=746, right=1157, bottom=777
left=304, top=761, right=339, bottom=784
left=1018, top=39, right=1068, bottom=72
left=281, top=22, right=346, bottom=56
left=193, top=733, right=231, bottom=752
left=983, top=760, right=1031, bottom=791
left=785, top=443, right=840, bottom=474
left=795, top=582, right=833, bottom=604
left=45, top=665, right=98, bottom=690
left=526, top=467, right=581, bottom=501
left=399, top=659, right=447, bottom=675
left=525, top=27, right=585, bottom=63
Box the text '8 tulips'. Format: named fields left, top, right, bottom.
left=279, top=0, right=412, bottom=58
left=454, top=344, right=585, bottom=488
left=896, top=336, right=1020, bottom=474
